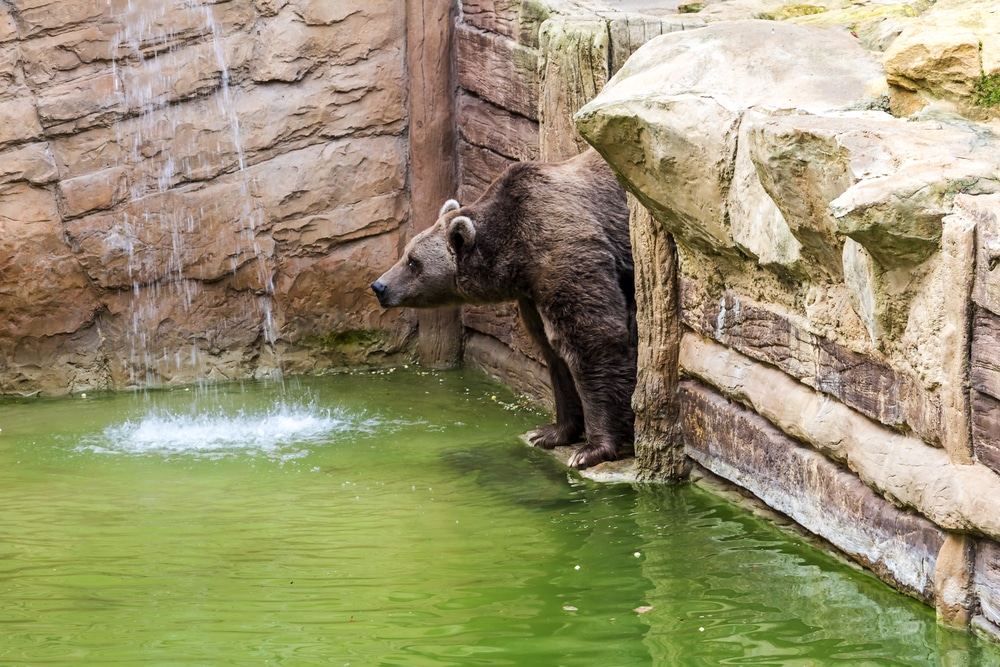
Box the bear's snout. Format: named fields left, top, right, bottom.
left=371, top=280, right=389, bottom=307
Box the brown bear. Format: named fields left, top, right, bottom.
left=371, top=149, right=636, bottom=469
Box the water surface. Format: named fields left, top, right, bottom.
left=0, top=369, right=997, bottom=666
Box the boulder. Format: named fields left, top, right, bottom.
left=751, top=112, right=1000, bottom=272
left=883, top=0, right=1000, bottom=116
left=575, top=21, right=886, bottom=265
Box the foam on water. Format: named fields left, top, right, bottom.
left=80, top=403, right=384, bottom=459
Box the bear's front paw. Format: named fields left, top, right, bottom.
left=567, top=440, right=619, bottom=469
left=526, top=423, right=581, bottom=449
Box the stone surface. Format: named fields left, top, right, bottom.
left=972, top=307, right=1000, bottom=402
left=537, top=17, right=609, bottom=160
left=457, top=91, right=540, bottom=162
left=607, top=13, right=704, bottom=73
left=464, top=331, right=553, bottom=405
left=0, top=143, right=59, bottom=185
left=972, top=390, right=1000, bottom=475
left=883, top=0, right=1000, bottom=116
left=457, top=139, right=517, bottom=203
left=971, top=194, right=1000, bottom=314
left=975, top=540, right=1000, bottom=631
left=0, top=0, right=414, bottom=394
left=463, top=0, right=552, bottom=46
left=681, top=378, right=944, bottom=603
left=0, top=97, right=44, bottom=147
left=935, top=533, right=977, bottom=626
left=630, top=194, right=686, bottom=480
left=576, top=21, right=886, bottom=260
left=727, top=110, right=803, bottom=275
left=464, top=304, right=545, bottom=366
left=751, top=112, right=1000, bottom=273
left=917, top=207, right=977, bottom=464
left=681, top=334, right=1000, bottom=539
left=0, top=184, right=99, bottom=341
left=456, top=23, right=539, bottom=120
left=679, top=284, right=941, bottom=443
left=790, top=3, right=931, bottom=53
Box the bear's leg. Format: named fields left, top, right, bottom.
left=534, top=286, right=636, bottom=469
left=517, top=298, right=585, bottom=448
left=565, top=351, right=636, bottom=469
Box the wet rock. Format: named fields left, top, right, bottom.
left=0, top=0, right=413, bottom=394
left=35, top=69, right=125, bottom=132
left=57, top=166, right=128, bottom=218
left=0, top=184, right=99, bottom=340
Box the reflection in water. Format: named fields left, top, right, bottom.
left=0, top=369, right=997, bottom=666
left=632, top=486, right=946, bottom=666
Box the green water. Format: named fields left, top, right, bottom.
left=0, top=369, right=998, bottom=667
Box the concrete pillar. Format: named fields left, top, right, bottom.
left=406, top=0, right=464, bottom=367
left=935, top=532, right=976, bottom=628
left=629, top=194, right=688, bottom=481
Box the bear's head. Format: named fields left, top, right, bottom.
left=371, top=199, right=477, bottom=309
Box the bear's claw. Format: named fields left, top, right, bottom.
left=567, top=441, right=619, bottom=469
left=527, top=423, right=581, bottom=449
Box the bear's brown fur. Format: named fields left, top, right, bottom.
left=372, top=149, right=635, bottom=469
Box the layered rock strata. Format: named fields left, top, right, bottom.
left=576, top=17, right=1000, bottom=636
left=0, top=0, right=414, bottom=394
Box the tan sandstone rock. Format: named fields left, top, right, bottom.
left=576, top=21, right=886, bottom=265
left=883, top=0, right=1000, bottom=117
left=751, top=112, right=1000, bottom=272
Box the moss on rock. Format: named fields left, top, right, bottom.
left=756, top=4, right=828, bottom=20
left=305, top=328, right=404, bottom=367
left=973, top=71, right=1000, bottom=108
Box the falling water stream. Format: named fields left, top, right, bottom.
left=1, top=369, right=999, bottom=665
left=110, top=1, right=278, bottom=387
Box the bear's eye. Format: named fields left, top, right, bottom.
left=407, top=257, right=421, bottom=273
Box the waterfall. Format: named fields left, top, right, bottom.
left=109, top=1, right=280, bottom=388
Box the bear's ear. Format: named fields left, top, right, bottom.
left=439, top=199, right=460, bottom=218
left=447, top=215, right=476, bottom=254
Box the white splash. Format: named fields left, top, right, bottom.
left=80, top=403, right=383, bottom=459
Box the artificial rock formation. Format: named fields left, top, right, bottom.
left=576, top=16, right=1000, bottom=636
left=883, top=0, right=1000, bottom=118
left=9, top=0, right=1000, bottom=642
left=0, top=0, right=416, bottom=394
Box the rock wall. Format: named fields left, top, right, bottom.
left=0, top=0, right=414, bottom=395
left=453, top=0, right=1000, bottom=639
left=574, top=2, right=1000, bottom=639
left=8, top=0, right=1000, bottom=639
